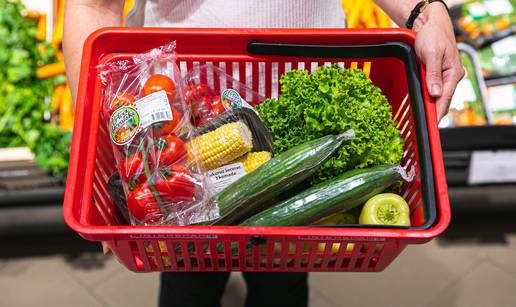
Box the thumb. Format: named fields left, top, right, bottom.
left=425, top=51, right=444, bottom=97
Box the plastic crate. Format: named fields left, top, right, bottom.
left=63, top=28, right=451, bottom=272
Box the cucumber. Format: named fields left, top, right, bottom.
left=240, top=165, right=405, bottom=226
left=213, top=130, right=355, bottom=225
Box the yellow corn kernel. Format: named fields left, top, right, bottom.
left=236, top=151, right=271, bottom=173
left=187, top=121, right=253, bottom=170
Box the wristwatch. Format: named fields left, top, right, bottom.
left=405, top=0, right=449, bottom=30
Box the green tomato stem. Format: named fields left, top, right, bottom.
left=140, top=136, right=166, bottom=217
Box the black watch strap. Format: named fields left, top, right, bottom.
left=405, top=0, right=449, bottom=30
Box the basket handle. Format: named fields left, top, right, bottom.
left=247, top=41, right=412, bottom=59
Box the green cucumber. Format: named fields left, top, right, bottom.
left=240, top=165, right=406, bottom=226
left=213, top=130, right=355, bottom=225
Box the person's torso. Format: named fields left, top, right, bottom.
left=126, top=0, right=346, bottom=28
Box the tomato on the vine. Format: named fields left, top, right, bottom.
left=127, top=182, right=162, bottom=222
left=142, top=74, right=177, bottom=102
left=156, top=134, right=186, bottom=166
left=154, top=165, right=196, bottom=203
left=183, top=83, right=214, bottom=105
left=118, top=151, right=145, bottom=184
left=118, top=150, right=155, bottom=187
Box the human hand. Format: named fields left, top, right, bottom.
left=413, top=3, right=465, bottom=121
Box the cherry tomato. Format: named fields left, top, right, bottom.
left=156, top=134, right=187, bottom=166
left=107, top=93, right=135, bottom=116
left=142, top=74, right=177, bottom=103
left=210, top=96, right=226, bottom=117
left=153, top=106, right=183, bottom=137
left=154, top=165, right=196, bottom=203
left=183, top=83, right=214, bottom=105
left=191, top=96, right=213, bottom=125
left=127, top=182, right=162, bottom=222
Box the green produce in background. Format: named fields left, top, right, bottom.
left=0, top=0, right=69, bottom=180
left=256, top=65, right=403, bottom=184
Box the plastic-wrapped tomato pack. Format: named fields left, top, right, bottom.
left=99, top=42, right=217, bottom=226
left=183, top=65, right=275, bottom=194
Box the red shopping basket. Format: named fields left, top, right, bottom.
left=63, top=28, right=451, bottom=272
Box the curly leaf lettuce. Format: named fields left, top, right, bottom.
left=256, top=65, right=404, bottom=183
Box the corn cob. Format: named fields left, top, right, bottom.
left=187, top=121, right=253, bottom=170
left=235, top=151, right=271, bottom=173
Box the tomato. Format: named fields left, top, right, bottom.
left=154, top=165, right=196, bottom=203
left=156, top=134, right=187, bottom=166
left=153, top=106, right=183, bottom=137
left=142, top=74, right=177, bottom=102
left=358, top=193, right=411, bottom=226
left=107, top=93, right=135, bottom=116
left=183, top=83, right=215, bottom=105
left=191, top=96, right=213, bottom=124
left=118, top=151, right=146, bottom=185
left=127, top=182, right=162, bottom=222
left=210, top=96, right=226, bottom=117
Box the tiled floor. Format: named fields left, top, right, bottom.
left=1, top=213, right=515, bottom=307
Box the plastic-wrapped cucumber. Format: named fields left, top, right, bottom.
left=213, top=130, right=355, bottom=225
left=241, top=165, right=413, bottom=227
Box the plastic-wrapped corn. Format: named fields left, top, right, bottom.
left=235, top=151, right=271, bottom=173
left=187, top=121, right=253, bottom=170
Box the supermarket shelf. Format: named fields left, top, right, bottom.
left=0, top=186, right=64, bottom=207
left=440, top=125, right=516, bottom=151
left=441, top=125, right=516, bottom=187
left=449, top=185, right=516, bottom=214
left=0, top=204, right=69, bottom=237
left=485, top=75, right=516, bottom=87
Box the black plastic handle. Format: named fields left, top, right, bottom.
left=248, top=41, right=408, bottom=59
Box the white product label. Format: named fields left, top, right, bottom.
left=134, top=90, right=172, bottom=129
left=450, top=79, right=477, bottom=110
left=491, top=36, right=516, bottom=57
left=468, top=150, right=516, bottom=184
left=484, top=0, right=513, bottom=16
left=207, top=162, right=247, bottom=193
left=488, top=85, right=515, bottom=111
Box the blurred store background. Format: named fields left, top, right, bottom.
left=0, top=1, right=515, bottom=307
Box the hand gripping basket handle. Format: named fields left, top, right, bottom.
left=247, top=39, right=438, bottom=230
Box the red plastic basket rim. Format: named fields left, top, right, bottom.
left=63, top=28, right=451, bottom=244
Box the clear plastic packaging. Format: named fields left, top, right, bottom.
left=99, top=42, right=217, bottom=226
left=212, top=130, right=356, bottom=225
left=182, top=64, right=265, bottom=126
left=182, top=65, right=275, bottom=194
left=240, top=164, right=414, bottom=226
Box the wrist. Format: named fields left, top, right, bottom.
left=400, top=0, right=424, bottom=23
left=407, top=0, right=449, bottom=31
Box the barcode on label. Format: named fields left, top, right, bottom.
left=134, top=91, right=173, bottom=129
left=151, top=111, right=169, bottom=121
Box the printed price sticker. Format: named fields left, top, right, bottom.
left=135, top=90, right=173, bottom=129
left=207, top=162, right=247, bottom=193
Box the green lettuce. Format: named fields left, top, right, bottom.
left=256, top=65, right=404, bottom=184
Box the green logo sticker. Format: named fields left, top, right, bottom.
left=109, top=106, right=141, bottom=145
left=221, top=89, right=243, bottom=110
